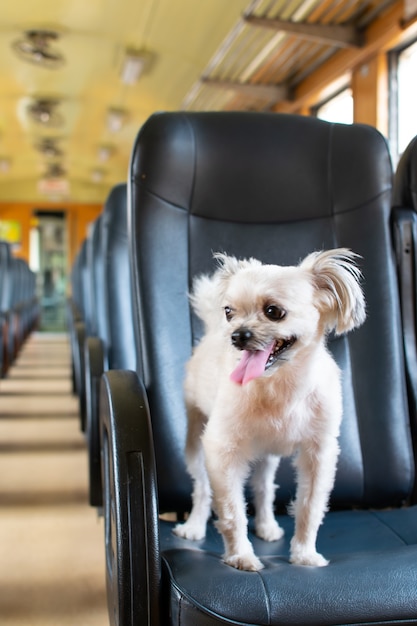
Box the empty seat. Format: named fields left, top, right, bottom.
left=392, top=134, right=417, bottom=439
left=69, top=239, right=88, bottom=411
left=2, top=253, right=37, bottom=370
left=84, top=183, right=136, bottom=506
left=68, top=242, right=86, bottom=393
left=0, top=240, right=12, bottom=376
left=69, top=230, right=98, bottom=430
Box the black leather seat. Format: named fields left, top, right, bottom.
left=393, top=135, right=417, bottom=209
left=392, top=134, right=417, bottom=444
left=7, top=256, right=24, bottom=362
left=68, top=241, right=86, bottom=393
left=85, top=184, right=136, bottom=506
left=100, top=112, right=417, bottom=625
left=75, top=215, right=104, bottom=430
left=70, top=229, right=99, bottom=430
left=13, top=258, right=37, bottom=349
left=2, top=253, right=37, bottom=367
left=69, top=238, right=89, bottom=406
left=0, top=240, right=12, bottom=376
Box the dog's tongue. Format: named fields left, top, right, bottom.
left=230, top=342, right=275, bottom=386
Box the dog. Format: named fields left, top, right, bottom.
left=174, top=248, right=366, bottom=571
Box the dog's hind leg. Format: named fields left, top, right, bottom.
left=173, top=405, right=212, bottom=541
left=250, top=455, right=284, bottom=542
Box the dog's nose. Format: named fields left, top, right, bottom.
left=231, top=328, right=253, bottom=349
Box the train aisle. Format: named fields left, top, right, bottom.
left=0, top=332, right=108, bottom=625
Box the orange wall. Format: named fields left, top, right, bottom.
left=0, top=201, right=102, bottom=268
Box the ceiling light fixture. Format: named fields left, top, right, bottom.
left=38, top=162, right=68, bottom=197
left=91, top=168, right=105, bottom=183
left=0, top=158, right=11, bottom=173
left=106, top=107, right=127, bottom=132
left=120, top=49, right=150, bottom=85
left=35, top=137, right=63, bottom=158
left=44, top=163, right=66, bottom=178
left=27, top=99, right=64, bottom=127
left=97, top=144, right=115, bottom=162
left=12, top=29, right=65, bottom=69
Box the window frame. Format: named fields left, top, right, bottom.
left=388, top=36, right=417, bottom=165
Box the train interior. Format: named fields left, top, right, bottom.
left=1, top=1, right=417, bottom=624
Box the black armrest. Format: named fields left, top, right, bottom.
left=100, top=369, right=161, bottom=626
left=85, top=336, right=106, bottom=506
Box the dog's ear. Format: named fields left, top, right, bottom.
left=189, top=254, right=243, bottom=329
left=213, top=252, right=244, bottom=279
left=190, top=253, right=263, bottom=330
left=213, top=252, right=262, bottom=279
left=300, top=248, right=366, bottom=335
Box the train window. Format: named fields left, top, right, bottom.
left=313, top=87, right=353, bottom=124
left=390, top=38, right=417, bottom=163
left=397, top=39, right=417, bottom=154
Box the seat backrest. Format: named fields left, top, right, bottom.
left=0, top=240, right=12, bottom=312
left=70, top=246, right=83, bottom=316
left=76, top=238, right=91, bottom=327
left=391, top=135, right=417, bottom=477
left=392, top=135, right=417, bottom=209
left=86, top=218, right=102, bottom=337
left=129, top=112, right=414, bottom=514
left=89, top=214, right=107, bottom=341
left=0, top=240, right=12, bottom=372
left=102, top=183, right=136, bottom=372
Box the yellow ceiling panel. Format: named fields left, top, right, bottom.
left=0, top=0, right=250, bottom=203
left=0, top=0, right=404, bottom=204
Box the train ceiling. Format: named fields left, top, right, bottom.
left=0, top=0, right=412, bottom=204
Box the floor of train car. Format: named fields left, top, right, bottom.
left=0, top=332, right=108, bottom=625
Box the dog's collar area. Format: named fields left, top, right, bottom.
left=265, top=336, right=297, bottom=369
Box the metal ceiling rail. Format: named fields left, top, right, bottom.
left=201, top=77, right=290, bottom=102
left=243, top=14, right=363, bottom=48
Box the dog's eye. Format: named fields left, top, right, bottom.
left=264, top=304, right=286, bottom=321
left=224, top=306, right=233, bottom=322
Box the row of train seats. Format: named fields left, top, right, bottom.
left=70, top=113, right=417, bottom=626
left=68, top=183, right=136, bottom=506
left=0, top=240, right=38, bottom=377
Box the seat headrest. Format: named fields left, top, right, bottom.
left=102, top=183, right=127, bottom=232
left=131, top=112, right=392, bottom=223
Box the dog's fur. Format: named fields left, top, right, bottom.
left=174, top=249, right=366, bottom=571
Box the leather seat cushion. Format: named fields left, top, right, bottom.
left=160, top=508, right=417, bottom=625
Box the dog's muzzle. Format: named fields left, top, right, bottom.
left=230, top=330, right=297, bottom=385
left=231, top=328, right=253, bottom=349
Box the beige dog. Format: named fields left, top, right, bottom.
left=174, top=249, right=366, bottom=571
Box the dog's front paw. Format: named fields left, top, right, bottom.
left=255, top=520, right=284, bottom=542
left=224, top=552, right=264, bottom=571
left=290, top=540, right=329, bottom=567
left=290, top=551, right=329, bottom=567
left=173, top=521, right=206, bottom=541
